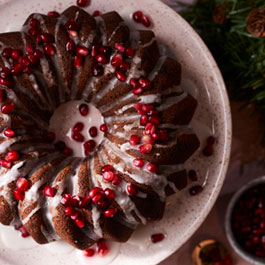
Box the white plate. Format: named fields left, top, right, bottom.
left=0, top=0, right=231, bottom=264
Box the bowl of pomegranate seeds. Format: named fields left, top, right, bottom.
left=226, top=176, right=265, bottom=264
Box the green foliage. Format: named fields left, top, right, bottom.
left=180, top=0, right=265, bottom=114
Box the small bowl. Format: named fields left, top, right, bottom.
left=225, top=176, right=265, bottom=265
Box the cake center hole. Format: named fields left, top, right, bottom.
left=49, top=100, right=105, bottom=158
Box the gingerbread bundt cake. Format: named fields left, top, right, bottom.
left=0, top=6, right=200, bottom=249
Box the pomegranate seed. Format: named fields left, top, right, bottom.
left=133, top=158, right=145, bottom=168
left=149, top=115, right=160, bottom=126
left=89, top=187, right=101, bottom=198
left=64, top=206, right=74, bottom=216
left=89, top=126, right=98, bottom=138
left=30, top=18, right=40, bottom=28
left=13, top=189, right=24, bottom=201
left=119, top=61, right=130, bottom=70
left=139, top=78, right=151, bottom=90
left=116, top=71, right=127, bottom=82
left=103, top=170, right=114, bottom=182
left=203, top=145, right=214, bottom=156
left=91, top=45, right=99, bottom=57
left=84, top=140, right=96, bottom=153
left=69, top=30, right=78, bottom=38
left=44, top=186, right=55, bottom=197
left=71, top=195, right=81, bottom=207
left=18, top=226, right=30, bottom=238
left=34, top=49, right=43, bottom=59
left=4, top=128, right=15, bottom=138
left=65, top=19, right=79, bottom=31
left=189, top=170, right=198, bottom=182
left=0, top=159, right=12, bottom=168
left=22, top=65, right=33, bottom=74
left=2, top=48, right=12, bottom=58
left=25, top=44, right=35, bottom=54
left=70, top=210, right=80, bottom=220
left=0, top=67, right=11, bottom=79
left=11, top=64, right=22, bottom=76
left=139, top=144, right=152, bottom=154
left=75, top=217, right=85, bottom=228
left=151, top=233, right=165, bottom=243
left=111, top=54, right=123, bottom=68
left=84, top=248, right=95, bottom=257
left=104, top=208, right=117, bottom=218
left=40, top=33, right=54, bottom=43
left=112, top=174, right=122, bottom=186
left=72, top=132, right=84, bottom=142
left=61, top=193, right=72, bottom=206
left=79, top=196, right=91, bottom=208
left=64, top=147, right=73, bottom=156
left=145, top=123, right=156, bottom=135
left=99, top=46, right=111, bottom=56
left=47, top=132, right=56, bottom=142
left=130, top=78, right=138, bottom=89
left=16, top=178, right=29, bottom=191
left=142, top=104, right=154, bottom=113
left=140, top=115, right=148, bottom=126
left=115, top=43, right=125, bottom=53
left=127, top=184, right=138, bottom=196
left=97, top=240, right=109, bottom=257
left=207, top=136, right=216, bottom=145
left=27, top=54, right=38, bottom=65
left=102, top=165, right=114, bottom=173
left=159, top=129, right=168, bottom=142
left=96, top=55, right=108, bottom=64
left=92, top=64, right=104, bottom=76
left=48, top=11, right=60, bottom=18
left=77, top=46, right=89, bottom=56
left=76, top=0, right=89, bottom=7
left=141, top=15, right=151, bottom=27
left=132, top=87, right=143, bottom=95
left=1, top=103, right=15, bottom=114
left=189, top=185, right=203, bottom=196
left=92, top=193, right=103, bottom=203
left=142, top=135, right=155, bottom=144
left=104, top=188, right=115, bottom=199
left=66, top=39, right=76, bottom=52
left=126, top=47, right=135, bottom=57
left=100, top=123, right=108, bottom=132
left=151, top=132, right=160, bottom=141
left=74, top=55, right=83, bottom=68
left=18, top=56, right=31, bottom=66
left=5, top=150, right=19, bottom=162
left=130, top=135, right=140, bottom=146
left=11, top=49, right=21, bottom=60
left=73, top=122, right=84, bottom=132
left=0, top=78, right=13, bottom=88
left=146, top=163, right=159, bottom=173
left=28, top=27, right=39, bottom=37
left=132, top=11, right=143, bottom=23
left=36, top=34, right=42, bottom=43
left=79, top=104, right=89, bottom=116
left=44, top=44, right=56, bottom=55
left=0, top=90, right=3, bottom=102
left=93, top=10, right=100, bottom=17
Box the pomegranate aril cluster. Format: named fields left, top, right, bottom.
left=13, top=177, right=30, bottom=201
left=203, top=136, right=216, bottom=157
left=132, top=11, right=151, bottom=27
left=1, top=150, right=20, bottom=170
left=15, top=224, right=30, bottom=238
left=232, top=185, right=265, bottom=257
left=101, top=165, right=122, bottom=186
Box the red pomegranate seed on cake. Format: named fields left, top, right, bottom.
left=71, top=195, right=81, bottom=207
left=69, top=30, right=78, bottom=38
left=130, top=78, right=138, bottom=89
left=77, top=46, right=89, bottom=56
left=140, top=115, right=148, bottom=126
left=26, top=44, right=35, bottom=54
left=127, top=184, right=138, bottom=196
left=104, top=188, right=115, bottom=199
left=0, top=67, right=11, bottom=78
left=75, top=216, right=85, bottom=228
left=19, top=56, right=31, bottom=66
left=132, top=11, right=143, bottom=23
left=139, top=78, right=151, bottom=89
left=36, top=34, right=42, bottom=43
left=92, top=193, right=103, bottom=203
left=97, top=240, right=109, bottom=257
left=145, top=123, right=156, bottom=135
left=100, top=123, right=108, bottom=132
left=152, top=132, right=160, bottom=141
left=16, top=178, right=29, bottom=191
left=126, top=47, right=135, bottom=58
left=73, top=122, right=84, bottom=132
left=116, top=71, right=127, bottom=82
left=44, top=44, right=56, bottom=55
left=142, top=135, right=155, bottom=144
left=11, top=64, right=22, bottom=76
left=13, top=189, right=25, bottom=201
left=133, top=158, right=145, bottom=168
left=149, top=115, right=160, bottom=126
left=91, top=45, right=99, bottom=56
left=89, top=126, right=98, bottom=137
left=0, top=90, right=3, bottom=102
left=0, top=78, right=13, bottom=88
left=189, top=185, right=203, bottom=196
left=142, top=104, right=154, bottom=113
left=64, top=206, right=74, bottom=216
left=65, top=19, right=79, bottom=31
left=19, top=226, right=30, bottom=238
left=84, top=248, right=95, bottom=257
left=119, top=61, right=130, bottom=70
left=102, top=165, right=114, bottom=173
left=103, top=171, right=114, bottom=182
left=141, top=15, right=151, bottom=27
left=1, top=103, right=15, bottom=114
left=99, top=46, right=111, bottom=56
left=28, top=27, right=39, bottom=37
left=159, top=129, right=168, bottom=142
left=132, top=87, right=143, bottom=95
left=77, top=0, right=89, bottom=7
left=104, top=208, right=117, bottom=218
left=40, top=33, right=54, bottom=43
left=72, top=132, right=84, bottom=142
left=4, top=128, right=15, bottom=138
left=96, top=54, right=109, bottom=64
left=89, top=187, right=101, bottom=198
left=147, top=163, right=159, bottom=173
left=70, top=210, right=80, bottom=221
left=79, top=196, right=91, bottom=208
left=5, top=150, right=19, bottom=162
left=115, top=43, right=125, bottom=53
left=34, top=49, right=43, bottom=59
left=189, top=170, right=198, bottom=182
left=44, top=186, right=55, bottom=197
left=74, top=55, right=83, bottom=68
left=30, top=18, right=40, bottom=28
left=61, top=193, right=72, bottom=206
left=93, top=10, right=100, bottom=17
left=66, top=39, right=76, bottom=52
left=48, top=11, right=60, bottom=18
left=112, top=175, right=122, bottom=186
left=27, top=54, right=38, bottom=65
left=111, top=54, right=123, bottom=68
left=22, top=65, right=33, bottom=74
left=64, top=147, right=73, bottom=156
left=11, top=49, right=20, bottom=60
left=79, top=103, right=89, bottom=116
left=92, top=63, right=104, bottom=76
left=84, top=139, right=96, bottom=152
left=151, top=233, right=165, bottom=243
left=130, top=135, right=140, bottom=146
left=2, top=48, right=12, bottom=58
left=0, top=159, right=12, bottom=168
left=139, top=144, right=153, bottom=154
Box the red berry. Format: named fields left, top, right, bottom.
left=132, top=11, right=143, bottom=23
left=16, top=178, right=29, bottom=191
left=139, top=144, right=152, bottom=154
left=1, top=103, right=15, bottom=114
left=130, top=135, right=140, bottom=146
left=104, top=208, right=117, bottom=218
left=116, top=71, right=127, bottom=82
left=61, top=193, right=72, bottom=206
left=127, top=184, right=138, bottom=196
left=89, top=126, right=98, bottom=138
left=141, top=15, right=151, bottom=27
left=73, top=122, right=84, bottom=132
left=64, top=206, right=74, bottom=216
left=100, top=123, right=108, bottom=132
left=151, top=233, right=165, bottom=243
left=84, top=248, right=95, bottom=257
left=146, top=163, right=159, bottom=173
left=13, top=189, right=25, bottom=201
left=29, top=18, right=40, bottom=28
left=133, top=158, right=145, bottom=168
left=104, top=188, right=115, bottom=199
left=103, top=170, right=114, bottom=182
left=79, top=104, right=89, bottom=116
left=0, top=159, right=12, bottom=169
left=44, top=186, right=55, bottom=197
left=4, top=128, right=15, bottom=138
left=48, top=11, right=60, bottom=18
left=76, top=0, right=89, bottom=7
left=93, top=10, right=100, bottom=17
left=5, top=150, right=19, bottom=162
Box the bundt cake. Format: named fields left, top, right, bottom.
left=0, top=5, right=200, bottom=250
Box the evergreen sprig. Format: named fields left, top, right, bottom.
left=180, top=0, right=265, bottom=115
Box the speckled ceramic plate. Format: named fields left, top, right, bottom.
left=0, top=0, right=231, bottom=264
